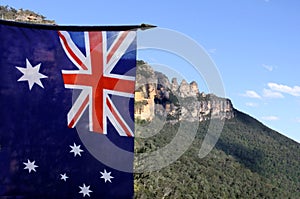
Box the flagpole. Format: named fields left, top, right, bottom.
left=0, top=19, right=156, bottom=31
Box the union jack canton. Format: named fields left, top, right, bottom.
left=58, top=31, right=136, bottom=137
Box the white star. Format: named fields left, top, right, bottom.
left=60, top=173, right=69, bottom=181
left=16, top=59, right=48, bottom=90
left=23, top=159, right=38, bottom=173
left=100, top=169, right=114, bottom=183
left=70, top=143, right=84, bottom=157
left=79, top=183, right=92, bottom=197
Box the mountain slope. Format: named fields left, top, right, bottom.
left=134, top=110, right=300, bottom=198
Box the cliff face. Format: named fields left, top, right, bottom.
left=179, top=94, right=234, bottom=122
left=135, top=61, right=234, bottom=122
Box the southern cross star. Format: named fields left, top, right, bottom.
left=100, top=169, right=114, bottom=183
left=16, top=59, right=48, bottom=90
left=79, top=183, right=92, bottom=197
left=23, top=159, right=38, bottom=173
left=60, top=173, right=69, bottom=181
left=69, top=143, right=84, bottom=157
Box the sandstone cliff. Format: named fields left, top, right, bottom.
left=135, top=61, right=235, bottom=122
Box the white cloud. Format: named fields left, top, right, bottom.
left=263, top=89, right=284, bottom=98
left=268, top=83, right=300, bottom=97
left=245, top=102, right=258, bottom=107
left=262, top=116, right=279, bottom=121
left=262, top=64, right=275, bottom=71
left=242, top=90, right=261, bottom=99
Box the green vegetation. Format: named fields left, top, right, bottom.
left=0, top=5, right=55, bottom=24
left=0, top=5, right=17, bottom=20
left=134, top=110, right=300, bottom=198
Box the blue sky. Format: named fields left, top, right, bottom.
left=1, top=0, right=300, bottom=143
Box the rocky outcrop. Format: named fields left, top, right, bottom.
left=179, top=95, right=234, bottom=122
left=178, top=80, right=190, bottom=97
left=190, top=81, right=199, bottom=97
left=175, top=80, right=199, bottom=98
left=171, top=78, right=179, bottom=93
left=156, top=71, right=170, bottom=90
left=134, top=61, right=235, bottom=122
left=0, top=6, right=55, bottom=24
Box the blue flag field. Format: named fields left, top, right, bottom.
left=0, top=20, right=136, bottom=198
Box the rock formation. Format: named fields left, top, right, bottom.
left=0, top=6, right=55, bottom=24
left=134, top=61, right=235, bottom=122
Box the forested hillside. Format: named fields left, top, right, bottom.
left=134, top=110, right=300, bottom=198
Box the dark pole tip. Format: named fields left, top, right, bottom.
left=140, top=23, right=157, bottom=30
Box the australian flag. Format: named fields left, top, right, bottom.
left=0, top=20, right=136, bottom=198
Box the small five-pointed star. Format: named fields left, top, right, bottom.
left=100, top=169, right=114, bottom=183
left=60, top=173, right=69, bottom=182
left=79, top=183, right=92, bottom=197
left=16, top=59, right=48, bottom=90
left=23, top=159, right=38, bottom=173
left=70, top=143, right=84, bottom=157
